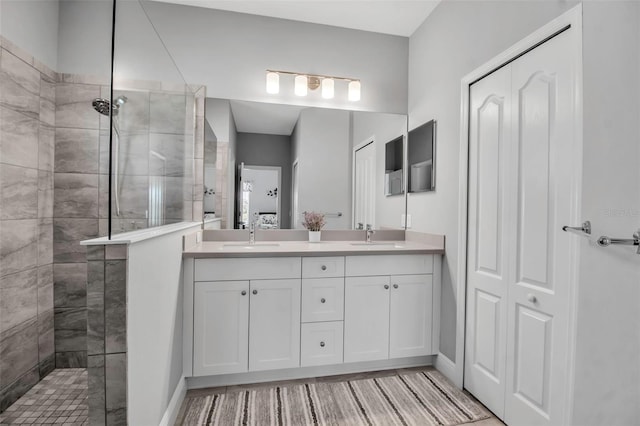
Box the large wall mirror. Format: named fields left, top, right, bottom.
left=204, top=99, right=408, bottom=230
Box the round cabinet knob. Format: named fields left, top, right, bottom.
left=320, top=298, right=326, bottom=304
left=384, top=284, right=389, bottom=290
left=252, top=290, right=258, bottom=295
left=241, top=290, right=247, bottom=296
left=320, top=341, right=325, bottom=347
left=393, top=284, right=399, bottom=289
left=527, top=293, right=537, bottom=303
left=321, top=265, right=327, bottom=271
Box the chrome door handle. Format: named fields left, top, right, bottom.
left=527, top=293, right=537, bottom=303
left=320, top=341, right=325, bottom=347
left=321, top=265, right=327, bottom=271
left=320, top=298, right=326, bottom=303
left=384, top=284, right=389, bottom=290
left=252, top=289, right=258, bottom=295
left=241, top=290, right=247, bottom=296
left=393, top=284, right=398, bottom=289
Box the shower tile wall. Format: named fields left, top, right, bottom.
left=53, top=74, right=107, bottom=368
left=0, top=37, right=56, bottom=411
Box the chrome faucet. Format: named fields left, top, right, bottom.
left=249, top=221, right=256, bottom=244
left=366, top=224, right=375, bottom=243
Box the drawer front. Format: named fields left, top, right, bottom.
left=345, top=254, right=433, bottom=276
left=302, top=257, right=345, bottom=278
left=301, top=321, right=344, bottom=367
left=302, top=278, right=344, bottom=322
left=195, top=257, right=301, bottom=281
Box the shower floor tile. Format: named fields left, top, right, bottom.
left=0, top=369, right=87, bottom=425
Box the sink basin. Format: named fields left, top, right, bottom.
left=350, top=242, right=400, bottom=247
left=222, top=242, right=280, bottom=249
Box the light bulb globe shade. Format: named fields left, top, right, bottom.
left=294, top=75, right=308, bottom=96
left=321, top=78, right=334, bottom=99
left=266, top=72, right=279, bottom=94
left=348, top=80, right=361, bottom=102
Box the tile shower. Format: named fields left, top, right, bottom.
left=0, top=1, right=205, bottom=417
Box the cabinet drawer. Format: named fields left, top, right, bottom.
left=302, top=278, right=344, bottom=322
left=301, top=322, right=344, bottom=367
left=302, top=257, right=345, bottom=278
left=345, top=255, right=433, bottom=276
left=194, top=257, right=301, bottom=281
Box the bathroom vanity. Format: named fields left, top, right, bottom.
left=182, top=234, right=444, bottom=387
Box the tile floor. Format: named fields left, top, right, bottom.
left=0, top=369, right=88, bottom=425
left=176, top=366, right=505, bottom=426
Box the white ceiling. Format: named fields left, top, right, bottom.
left=230, top=100, right=304, bottom=135
left=150, top=0, right=441, bottom=37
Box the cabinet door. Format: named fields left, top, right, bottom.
left=389, top=274, right=433, bottom=358
left=193, top=281, right=249, bottom=376
left=249, top=279, right=301, bottom=371
left=344, top=276, right=390, bottom=363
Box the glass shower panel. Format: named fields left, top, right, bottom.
left=109, top=0, right=195, bottom=237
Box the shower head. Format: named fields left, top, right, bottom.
left=92, top=96, right=128, bottom=116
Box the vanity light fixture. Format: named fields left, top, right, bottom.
left=266, top=71, right=279, bottom=94
left=321, top=78, right=334, bottom=99
left=266, top=69, right=360, bottom=101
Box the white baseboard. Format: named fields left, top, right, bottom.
left=159, top=376, right=187, bottom=426
left=187, top=356, right=435, bottom=389
left=434, top=353, right=459, bottom=387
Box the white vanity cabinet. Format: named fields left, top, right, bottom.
left=344, top=255, right=435, bottom=363
left=191, top=257, right=301, bottom=376
left=185, top=252, right=441, bottom=382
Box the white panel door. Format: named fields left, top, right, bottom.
left=465, top=65, right=512, bottom=419
left=504, top=29, right=575, bottom=426
left=466, top=28, right=576, bottom=426
left=344, top=276, right=390, bottom=362
left=389, top=274, right=433, bottom=358
left=249, top=279, right=301, bottom=371
left=353, top=141, right=376, bottom=229
left=193, top=281, right=249, bottom=376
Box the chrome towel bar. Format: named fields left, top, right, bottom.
left=597, top=230, right=640, bottom=254
left=302, top=211, right=343, bottom=217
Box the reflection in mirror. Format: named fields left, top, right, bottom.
left=204, top=99, right=407, bottom=230
left=385, top=136, right=404, bottom=196
left=203, top=120, right=220, bottom=229
left=408, top=119, right=436, bottom=193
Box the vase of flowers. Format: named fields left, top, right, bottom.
left=302, top=211, right=325, bottom=243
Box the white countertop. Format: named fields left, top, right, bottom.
left=183, top=239, right=445, bottom=258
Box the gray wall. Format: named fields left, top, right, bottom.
left=140, top=2, right=409, bottom=114
left=0, top=36, right=57, bottom=412
left=292, top=108, right=351, bottom=229
left=0, top=0, right=59, bottom=70
left=236, top=133, right=292, bottom=229
left=572, top=2, right=640, bottom=424
left=57, top=0, right=112, bottom=76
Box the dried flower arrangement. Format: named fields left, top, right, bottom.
left=302, top=211, right=326, bottom=232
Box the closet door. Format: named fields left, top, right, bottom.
left=504, top=28, right=575, bottom=426
left=464, top=65, right=512, bottom=419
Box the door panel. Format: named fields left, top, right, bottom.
left=505, top=29, right=574, bottom=426
left=513, top=305, right=552, bottom=411
left=344, top=276, right=390, bottom=362
left=465, top=64, right=512, bottom=419
left=516, top=73, right=555, bottom=289
left=193, top=281, right=249, bottom=376
left=249, top=279, right=301, bottom=371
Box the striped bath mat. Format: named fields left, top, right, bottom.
left=180, top=370, right=491, bottom=425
